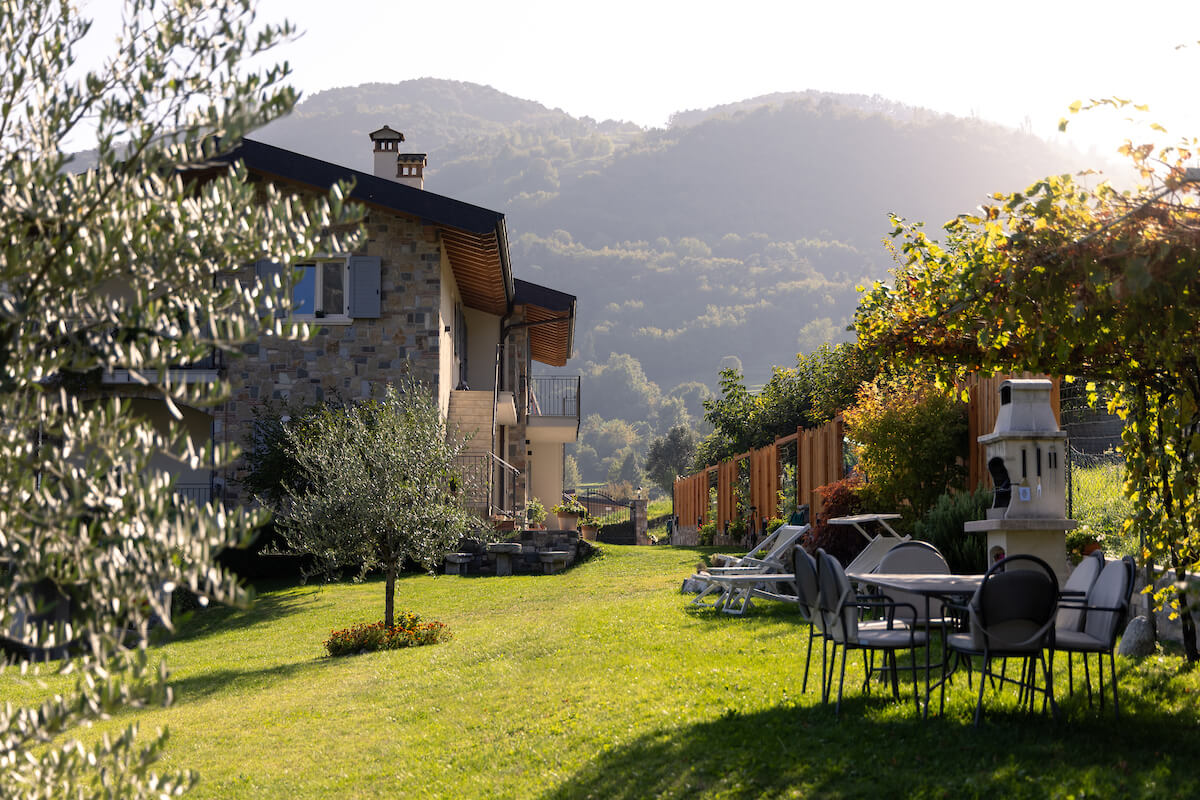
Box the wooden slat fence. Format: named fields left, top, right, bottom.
left=673, top=468, right=710, bottom=530
left=672, top=374, right=1058, bottom=544
left=798, top=416, right=844, bottom=518
left=673, top=416, right=844, bottom=542
left=749, top=443, right=779, bottom=523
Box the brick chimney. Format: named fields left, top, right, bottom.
left=369, top=125, right=426, bottom=190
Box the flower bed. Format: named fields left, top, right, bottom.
left=324, top=613, right=452, bottom=657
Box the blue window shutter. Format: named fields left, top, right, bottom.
left=348, top=256, right=381, bottom=318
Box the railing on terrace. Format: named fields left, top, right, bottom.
left=174, top=484, right=213, bottom=504
left=528, top=375, right=579, bottom=418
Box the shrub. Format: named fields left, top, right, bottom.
left=728, top=516, right=749, bottom=543
left=552, top=496, right=587, bottom=516
left=324, top=614, right=453, bottom=657
left=843, top=374, right=968, bottom=525
left=698, top=520, right=718, bottom=546
left=913, top=486, right=991, bottom=574
left=525, top=497, right=547, bottom=527
left=802, top=475, right=870, bottom=566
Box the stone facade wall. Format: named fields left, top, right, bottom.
left=218, top=208, right=450, bottom=504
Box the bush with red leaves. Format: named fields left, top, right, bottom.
left=801, top=474, right=875, bottom=566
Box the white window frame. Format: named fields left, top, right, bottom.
left=290, top=255, right=351, bottom=324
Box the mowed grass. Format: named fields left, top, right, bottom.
left=6, top=544, right=1200, bottom=799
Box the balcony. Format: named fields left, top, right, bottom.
left=101, top=349, right=224, bottom=385
left=526, top=375, right=580, bottom=443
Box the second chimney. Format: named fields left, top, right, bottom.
left=369, top=125, right=426, bottom=190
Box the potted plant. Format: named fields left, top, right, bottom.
left=551, top=496, right=586, bottom=531
left=525, top=497, right=547, bottom=530
left=579, top=514, right=601, bottom=541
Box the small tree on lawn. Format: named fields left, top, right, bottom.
left=279, top=377, right=473, bottom=628
left=842, top=372, right=968, bottom=527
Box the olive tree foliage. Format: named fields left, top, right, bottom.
left=0, top=0, right=359, bottom=795
left=277, top=378, right=474, bottom=629
left=854, top=115, right=1200, bottom=659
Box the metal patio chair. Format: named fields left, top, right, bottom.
left=818, top=550, right=927, bottom=717
left=1052, top=557, right=1134, bottom=717
left=944, top=554, right=1059, bottom=726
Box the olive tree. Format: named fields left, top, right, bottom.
left=278, top=378, right=475, bottom=629
left=0, top=0, right=358, bottom=795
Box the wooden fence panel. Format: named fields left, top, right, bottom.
left=717, top=459, right=740, bottom=529
left=798, top=416, right=844, bottom=519
left=749, top=443, right=779, bottom=523
left=672, top=471, right=708, bottom=529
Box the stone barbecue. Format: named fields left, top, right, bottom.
left=965, top=378, right=1076, bottom=580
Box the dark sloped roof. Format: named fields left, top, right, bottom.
left=514, top=278, right=575, bottom=311
left=225, top=138, right=504, bottom=236
left=218, top=138, right=513, bottom=314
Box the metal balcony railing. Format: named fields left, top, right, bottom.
left=174, top=483, right=213, bottom=504
left=528, top=375, right=580, bottom=418
left=454, top=452, right=520, bottom=518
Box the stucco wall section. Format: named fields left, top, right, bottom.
left=527, top=440, right=564, bottom=512
left=463, top=306, right=500, bottom=390
left=437, top=248, right=458, bottom=418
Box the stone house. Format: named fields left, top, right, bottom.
left=103, top=127, right=579, bottom=520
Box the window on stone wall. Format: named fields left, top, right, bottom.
left=255, top=255, right=380, bottom=321
left=292, top=258, right=349, bottom=319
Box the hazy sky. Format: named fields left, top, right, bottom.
left=80, top=0, right=1200, bottom=156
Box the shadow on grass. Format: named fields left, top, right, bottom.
left=680, top=600, right=806, bottom=628
left=156, top=582, right=323, bottom=646
left=539, top=698, right=1200, bottom=800
left=167, top=658, right=329, bottom=705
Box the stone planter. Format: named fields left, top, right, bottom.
left=555, top=512, right=580, bottom=532
left=579, top=523, right=599, bottom=541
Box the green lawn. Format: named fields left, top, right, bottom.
left=6, top=544, right=1200, bottom=798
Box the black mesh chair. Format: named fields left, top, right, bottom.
left=944, top=554, right=1059, bottom=726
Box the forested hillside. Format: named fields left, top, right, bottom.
left=255, top=79, right=1098, bottom=484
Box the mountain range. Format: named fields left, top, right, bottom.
left=254, top=79, right=1104, bottom=481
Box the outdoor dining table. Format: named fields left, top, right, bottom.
left=845, top=571, right=985, bottom=717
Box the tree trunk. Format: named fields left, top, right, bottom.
left=384, top=563, right=396, bottom=629
left=1175, top=558, right=1198, bottom=663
